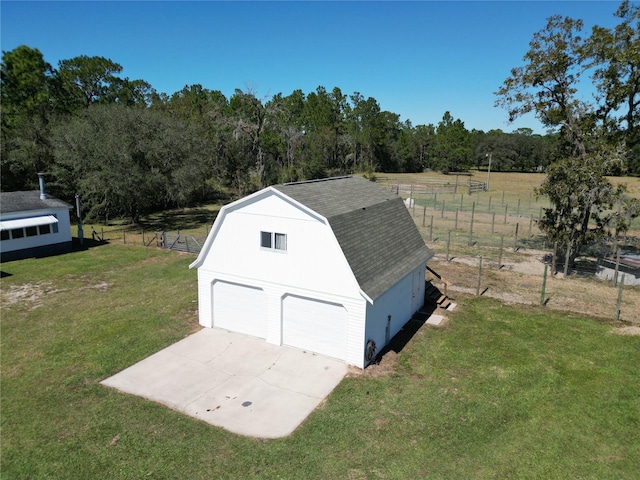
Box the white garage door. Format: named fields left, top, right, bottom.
left=282, top=295, right=347, bottom=361
left=212, top=281, right=266, bottom=338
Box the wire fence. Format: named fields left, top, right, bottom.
left=395, top=184, right=640, bottom=324
left=86, top=226, right=206, bottom=254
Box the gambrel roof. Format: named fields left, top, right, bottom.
left=274, top=176, right=433, bottom=300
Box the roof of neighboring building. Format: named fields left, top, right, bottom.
left=0, top=190, right=72, bottom=215
left=275, top=176, right=434, bottom=300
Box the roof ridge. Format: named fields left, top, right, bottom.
left=281, top=175, right=353, bottom=186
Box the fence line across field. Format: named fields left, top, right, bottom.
left=88, top=226, right=208, bottom=254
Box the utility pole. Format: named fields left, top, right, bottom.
left=485, top=152, right=492, bottom=190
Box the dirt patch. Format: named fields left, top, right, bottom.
left=1, top=282, right=66, bottom=310
left=613, top=326, right=640, bottom=336
left=348, top=350, right=400, bottom=378
left=2, top=279, right=111, bottom=310
left=428, top=249, right=640, bottom=325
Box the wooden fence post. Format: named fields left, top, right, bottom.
left=142, top=229, right=145, bottom=246
left=540, top=263, right=548, bottom=306
left=504, top=204, right=508, bottom=224
left=455, top=209, right=459, bottom=230
left=552, top=242, right=558, bottom=274
left=446, top=230, right=451, bottom=262
left=422, top=206, right=426, bottom=227
left=498, top=236, right=504, bottom=269
left=429, top=216, right=434, bottom=242
left=476, top=256, right=483, bottom=296
left=491, top=212, right=496, bottom=234
left=514, top=223, right=519, bottom=251
left=528, top=216, right=533, bottom=236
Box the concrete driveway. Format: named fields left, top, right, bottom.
left=101, top=328, right=347, bottom=439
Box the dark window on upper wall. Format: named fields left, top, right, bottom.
left=39, top=224, right=51, bottom=235
left=1, top=230, right=9, bottom=241
left=11, top=228, right=24, bottom=239
left=26, top=226, right=38, bottom=237
left=260, top=231, right=272, bottom=248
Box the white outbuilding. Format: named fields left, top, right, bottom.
left=0, top=174, right=73, bottom=262
left=190, top=176, right=434, bottom=368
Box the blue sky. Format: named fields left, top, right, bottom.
left=1, top=1, right=626, bottom=133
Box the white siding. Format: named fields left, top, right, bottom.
left=363, top=264, right=426, bottom=363
left=0, top=207, right=72, bottom=254
left=198, top=191, right=362, bottom=300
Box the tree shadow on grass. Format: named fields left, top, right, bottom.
left=138, top=207, right=220, bottom=232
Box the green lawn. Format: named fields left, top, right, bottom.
left=1, top=244, right=639, bottom=479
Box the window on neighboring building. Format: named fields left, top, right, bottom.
left=39, top=224, right=51, bottom=235
left=11, top=228, right=24, bottom=239
left=1, top=230, right=9, bottom=241
left=26, top=226, right=38, bottom=237
left=260, top=231, right=287, bottom=251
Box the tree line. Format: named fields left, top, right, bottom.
left=2, top=51, right=555, bottom=223
left=1, top=1, right=638, bottom=226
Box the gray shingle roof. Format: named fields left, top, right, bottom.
left=275, top=176, right=433, bottom=300
left=0, top=190, right=72, bottom=215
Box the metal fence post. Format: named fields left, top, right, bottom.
left=468, top=201, right=475, bottom=246
left=615, top=274, right=625, bottom=320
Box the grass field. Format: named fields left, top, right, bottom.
left=2, top=244, right=639, bottom=479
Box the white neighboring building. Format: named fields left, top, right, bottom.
left=0, top=174, right=73, bottom=262
left=190, top=176, right=434, bottom=368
